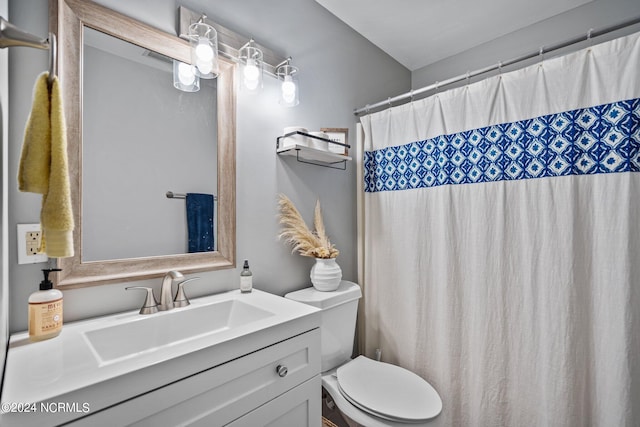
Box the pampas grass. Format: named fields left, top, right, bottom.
left=278, top=194, right=339, bottom=259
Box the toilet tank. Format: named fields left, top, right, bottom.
left=285, top=281, right=362, bottom=373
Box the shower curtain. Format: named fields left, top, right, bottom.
left=359, top=32, right=640, bottom=426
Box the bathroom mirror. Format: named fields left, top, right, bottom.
left=82, top=27, right=219, bottom=261
left=51, top=0, right=236, bottom=287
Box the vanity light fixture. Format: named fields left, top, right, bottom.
left=179, top=7, right=301, bottom=105
left=188, top=15, right=218, bottom=79
left=238, top=38, right=263, bottom=92
left=276, top=57, right=299, bottom=107
left=172, top=60, right=200, bottom=92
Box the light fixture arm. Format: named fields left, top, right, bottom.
left=239, top=38, right=262, bottom=60
left=240, top=38, right=255, bottom=51
left=276, top=57, right=298, bottom=77
left=275, top=57, right=292, bottom=70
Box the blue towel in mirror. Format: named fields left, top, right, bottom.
left=186, top=193, right=214, bottom=253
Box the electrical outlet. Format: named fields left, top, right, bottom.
left=26, top=230, right=42, bottom=255
left=17, top=224, right=48, bottom=264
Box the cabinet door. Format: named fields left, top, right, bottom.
left=226, top=375, right=321, bottom=427
left=65, top=329, right=320, bottom=427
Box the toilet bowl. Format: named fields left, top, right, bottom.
left=323, top=356, right=442, bottom=426
left=285, top=281, right=442, bottom=426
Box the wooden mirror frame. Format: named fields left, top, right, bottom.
left=50, top=0, right=236, bottom=288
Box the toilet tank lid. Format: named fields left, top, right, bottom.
left=285, top=280, right=362, bottom=309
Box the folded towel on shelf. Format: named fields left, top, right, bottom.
left=18, top=72, right=74, bottom=258
left=186, top=193, right=214, bottom=253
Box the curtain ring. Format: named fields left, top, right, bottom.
left=365, top=104, right=370, bottom=114
left=409, top=90, right=415, bottom=102
left=434, top=81, right=439, bottom=94
left=498, top=61, right=503, bottom=74
left=465, top=71, right=470, bottom=86
left=387, top=97, right=392, bottom=106
left=539, top=47, right=544, bottom=65
left=587, top=28, right=594, bottom=49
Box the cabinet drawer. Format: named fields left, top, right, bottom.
left=225, top=375, right=321, bottom=427
left=67, top=328, right=320, bottom=427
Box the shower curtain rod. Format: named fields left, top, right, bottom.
left=354, top=16, right=640, bottom=116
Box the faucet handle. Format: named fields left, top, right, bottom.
left=126, top=286, right=158, bottom=315
left=173, top=277, right=200, bottom=308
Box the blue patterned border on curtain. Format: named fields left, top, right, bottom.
left=364, top=98, right=640, bottom=192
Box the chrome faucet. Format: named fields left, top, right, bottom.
left=158, top=270, right=184, bottom=311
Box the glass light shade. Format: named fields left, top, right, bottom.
left=281, top=76, right=297, bottom=104
left=189, top=22, right=218, bottom=79
left=173, top=60, right=200, bottom=92
left=277, top=64, right=299, bottom=107
left=238, top=44, right=263, bottom=93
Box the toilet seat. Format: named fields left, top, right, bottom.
left=335, top=356, right=442, bottom=423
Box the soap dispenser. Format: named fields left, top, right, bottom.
left=28, top=269, right=63, bottom=342
left=240, top=260, right=252, bottom=293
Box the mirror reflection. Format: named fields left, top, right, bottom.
left=82, top=28, right=218, bottom=261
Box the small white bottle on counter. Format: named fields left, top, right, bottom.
left=240, top=259, right=253, bottom=293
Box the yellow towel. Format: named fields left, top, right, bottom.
left=18, top=73, right=50, bottom=193
left=18, top=72, right=74, bottom=258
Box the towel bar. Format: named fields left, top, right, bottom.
left=0, top=17, right=57, bottom=85
left=166, top=191, right=217, bottom=201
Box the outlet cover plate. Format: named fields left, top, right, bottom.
left=17, top=223, right=48, bottom=264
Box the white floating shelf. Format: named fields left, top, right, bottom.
left=276, top=132, right=352, bottom=170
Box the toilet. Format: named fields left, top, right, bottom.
left=285, top=281, right=442, bottom=426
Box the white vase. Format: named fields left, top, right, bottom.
left=310, top=258, right=342, bottom=291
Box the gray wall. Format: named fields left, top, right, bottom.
left=412, top=0, right=640, bottom=92
left=7, top=0, right=410, bottom=332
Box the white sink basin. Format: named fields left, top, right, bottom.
left=84, top=299, right=274, bottom=364
left=2, top=288, right=321, bottom=427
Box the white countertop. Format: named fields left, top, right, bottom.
left=0, top=289, right=320, bottom=426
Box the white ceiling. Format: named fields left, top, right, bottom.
left=315, top=0, right=593, bottom=71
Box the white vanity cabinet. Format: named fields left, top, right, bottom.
left=1, top=290, right=322, bottom=427
left=66, top=329, right=321, bottom=427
